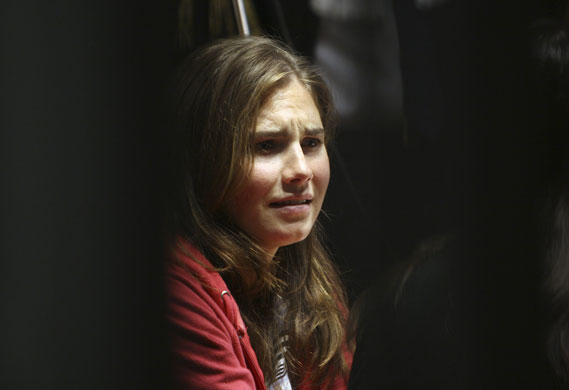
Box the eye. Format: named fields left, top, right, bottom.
left=255, top=140, right=277, bottom=154
left=302, top=137, right=323, bottom=149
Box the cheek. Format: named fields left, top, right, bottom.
left=233, top=163, right=279, bottom=207
left=313, top=154, right=330, bottom=196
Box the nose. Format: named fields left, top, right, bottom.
left=282, top=143, right=312, bottom=184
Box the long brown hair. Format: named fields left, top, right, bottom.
left=167, top=36, right=349, bottom=388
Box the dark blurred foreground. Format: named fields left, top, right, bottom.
left=1, top=2, right=175, bottom=388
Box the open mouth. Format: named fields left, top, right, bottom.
left=269, top=199, right=311, bottom=208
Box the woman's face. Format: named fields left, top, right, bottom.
left=226, top=79, right=330, bottom=257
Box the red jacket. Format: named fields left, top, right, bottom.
left=165, top=239, right=351, bottom=390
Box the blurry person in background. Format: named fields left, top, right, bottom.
left=310, top=0, right=407, bottom=298
left=346, top=0, right=550, bottom=388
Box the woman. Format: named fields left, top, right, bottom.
left=165, top=36, right=352, bottom=390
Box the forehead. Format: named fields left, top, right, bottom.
left=255, top=79, right=323, bottom=132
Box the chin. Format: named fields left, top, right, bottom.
left=276, top=230, right=312, bottom=248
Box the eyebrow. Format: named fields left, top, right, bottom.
left=254, top=127, right=325, bottom=138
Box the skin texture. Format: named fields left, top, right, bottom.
left=226, top=79, right=330, bottom=257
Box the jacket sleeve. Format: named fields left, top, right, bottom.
left=166, top=273, right=257, bottom=390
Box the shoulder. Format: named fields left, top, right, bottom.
left=164, top=238, right=264, bottom=390
left=166, top=238, right=225, bottom=292
left=165, top=239, right=234, bottom=341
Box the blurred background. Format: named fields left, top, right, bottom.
left=1, top=0, right=566, bottom=388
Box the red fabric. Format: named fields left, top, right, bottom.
left=165, top=239, right=352, bottom=390
left=166, top=241, right=265, bottom=390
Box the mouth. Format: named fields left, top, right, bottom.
left=269, top=199, right=312, bottom=208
